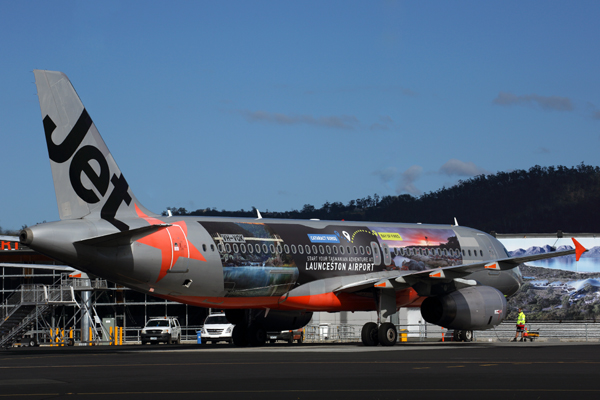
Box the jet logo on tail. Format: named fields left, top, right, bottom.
left=42, top=108, right=133, bottom=231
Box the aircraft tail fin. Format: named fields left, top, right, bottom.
left=34, top=70, right=154, bottom=230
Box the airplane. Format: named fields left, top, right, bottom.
left=18, top=70, right=587, bottom=346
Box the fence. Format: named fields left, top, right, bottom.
left=302, top=321, right=600, bottom=343
left=21, top=321, right=600, bottom=345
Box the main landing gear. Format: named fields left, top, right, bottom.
left=226, top=309, right=312, bottom=347
left=453, top=329, right=473, bottom=342
left=232, top=324, right=267, bottom=347
left=227, top=310, right=268, bottom=347
left=361, top=322, right=398, bottom=346
left=360, top=322, right=398, bottom=346
left=361, top=286, right=398, bottom=347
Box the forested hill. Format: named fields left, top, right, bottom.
left=167, top=164, right=600, bottom=234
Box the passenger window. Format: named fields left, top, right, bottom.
left=480, top=250, right=483, bottom=257
left=277, top=244, right=282, bottom=253
left=262, top=244, right=269, bottom=253
left=360, top=246, right=365, bottom=255
left=468, top=249, right=472, bottom=257
left=240, top=243, right=246, bottom=253
left=269, top=244, right=275, bottom=253
left=202, top=244, right=207, bottom=252
left=333, top=246, right=338, bottom=254
left=284, top=244, right=289, bottom=253
left=366, top=246, right=372, bottom=255
left=255, top=244, right=261, bottom=253
left=305, top=245, right=311, bottom=254
left=233, top=244, right=239, bottom=253
left=312, top=245, right=318, bottom=254
left=326, top=245, right=331, bottom=254
left=248, top=244, right=254, bottom=253
left=298, top=245, right=304, bottom=254
left=319, top=245, right=324, bottom=254
left=291, top=244, right=297, bottom=254
left=210, top=244, right=214, bottom=251
left=347, top=246, right=351, bottom=254
left=226, top=244, right=231, bottom=253
left=340, top=246, right=345, bottom=254
left=353, top=246, right=358, bottom=254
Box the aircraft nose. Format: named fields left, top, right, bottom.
left=20, top=228, right=33, bottom=245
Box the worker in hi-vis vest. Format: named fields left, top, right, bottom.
left=512, top=308, right=526, bottom=342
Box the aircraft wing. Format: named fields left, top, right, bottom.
left=333, top=237, right=586, bottom=293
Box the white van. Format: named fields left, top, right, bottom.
left=200, top=313, right=234, bottom=344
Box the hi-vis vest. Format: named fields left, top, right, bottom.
left=517, top=312, right=526, bottom=325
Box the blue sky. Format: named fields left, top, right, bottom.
left=1, top=1, right=599, bottom=231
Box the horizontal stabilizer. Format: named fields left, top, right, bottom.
left=0, top=263, right=75, bottom=272
left=76, top=224, right=171, bottom=247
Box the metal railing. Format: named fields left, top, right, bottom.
left=1, top=284, right=76, bottom=348
left=475, top=321, right=600, bottom=342
left=302, top=321, right=600, bottom=343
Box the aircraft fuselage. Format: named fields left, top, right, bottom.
left=22, top=214, right=522, bottom=313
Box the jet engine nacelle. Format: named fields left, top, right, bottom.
left=420, top=286, right=507, bottom=330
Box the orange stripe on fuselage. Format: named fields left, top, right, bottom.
left=157, top=287, right=424, bottom=312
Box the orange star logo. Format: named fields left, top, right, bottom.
left=135, top=205, right=206, bottom=282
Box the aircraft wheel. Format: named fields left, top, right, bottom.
left=287, top=336, right=293, bottom=344
left=378, top=322, right=397, bottom=346
left=453, top=330, right=461, bottom=341
left=28, top=338, right=37, bottom=347
left=232, top=326, right=248, bottom=347
left=459, top=330, right=473, bottom=342
left=247, top=326, right=266, bottom=347
left=361, top=322, right=379, bottom=346
left=297, top=334, right=303, bottom=344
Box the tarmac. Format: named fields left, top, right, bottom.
left=1, top=341, right=600, bottom=399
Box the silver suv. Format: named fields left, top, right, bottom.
left=141, top=317, right=181, bottom=345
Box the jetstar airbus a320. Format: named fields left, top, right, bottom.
left=19, top=70, right=587, bottom=346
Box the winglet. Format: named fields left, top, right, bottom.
left=572, top=238, right=587, bottom=261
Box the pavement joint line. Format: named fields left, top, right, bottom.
left=3, top=388, right=600, bottom=396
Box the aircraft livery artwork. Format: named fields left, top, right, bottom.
left=14, top=70, right=588, bottom=347
left=205, top=222, right=464, bottom=298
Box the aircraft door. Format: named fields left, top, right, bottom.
left=381, top=243, right=392, bottom=266
left=168, top=224, right=190, bottom=271
left=477, top=234, right=498, bottom=260
left=371, top=242, right=382, bottom=266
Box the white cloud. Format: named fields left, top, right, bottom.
left=439, top=159, right=489, bottom=177
left=396, top=165, right=423, bottom=196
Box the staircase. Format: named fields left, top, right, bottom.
left=1, top=284, right=76, bottom=348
